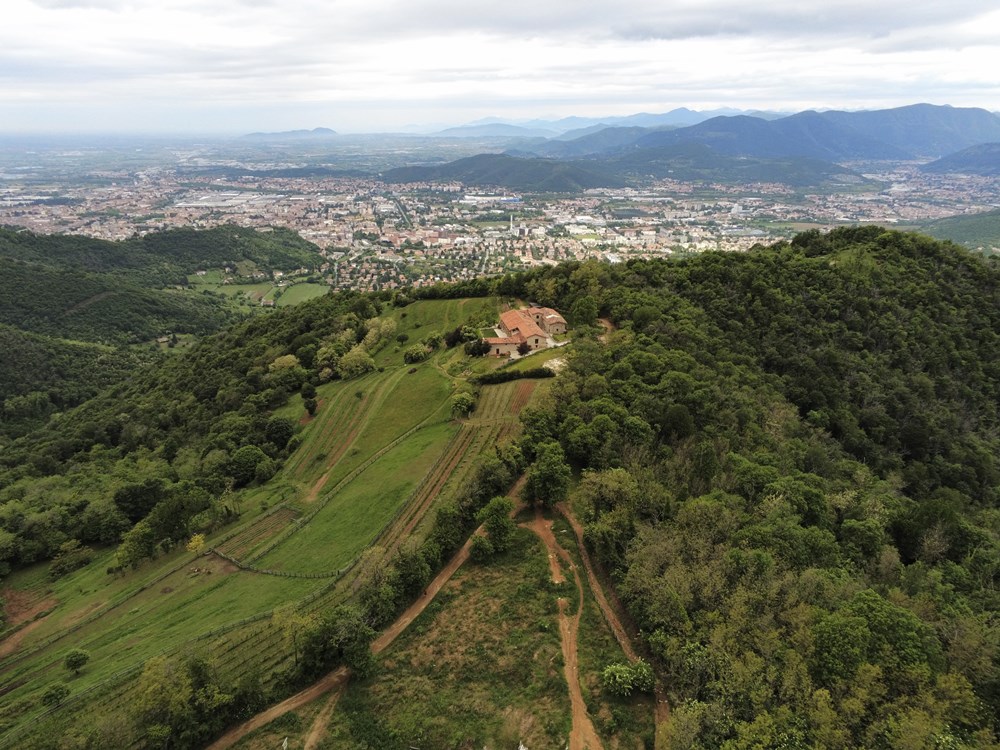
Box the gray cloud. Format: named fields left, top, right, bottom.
left=317, top=0, right=994, bottom=43
left=2, top=0, right=998, bottom=132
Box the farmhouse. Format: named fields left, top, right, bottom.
left=485, top=306, right=567, bottom=357
left=527, top=306, right=567, bottom=335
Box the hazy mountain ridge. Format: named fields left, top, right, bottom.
left=382, top=152, right=628, bottom=191
left=430, top=123, right=560, bottom=138
left=920, top=142, right=1000, bottom=176
left=463, top=107, right=788, bottom=135
left=383, top=144, right=870, bottom=191
left=241, top=127, right=339, bottom=141
left=819, top=103, right=1000, bottom=157
left=510, top=103, right=1000, bottom=162
left=634, top=111, right=915, bottom=160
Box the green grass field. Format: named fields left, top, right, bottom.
left=276, top=283, right=329, bottom=306
left=0, top=552, right=321, bottom=735
left=303, top=365, right=454, bottom=494
left=279, top=370, right=389, bottom=484
left=391, top=297, right=499, bottom=337
left=506, top=344, right=568, bottom=371
left=257, top=420, right=457, bottom=574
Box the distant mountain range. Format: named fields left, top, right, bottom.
left=518, top=104, right=1000, bottom=161
left=445, top=107, right=789, bottom=137
left=921, top=143, right=1000, bottom=176
left=245, top=104, right=1000, bottom=192
left=382, top=147, right=870, bottom=192
left=431, top=123, right=560, bottom=139
left=242, top=127, right=338, bottom=140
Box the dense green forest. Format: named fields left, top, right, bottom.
left=507, top=228, right=1000, bottom=748
left=0, top=257, right=235, bottom=344
left=0, top=225, right=326, bottom=439
left=0, top=225, right=325, bottom=345
left=2, top=227, right=999, bottom=748
left=0, top=325, right=151, bottom=437
left=0, top=225, right=323, bottom=286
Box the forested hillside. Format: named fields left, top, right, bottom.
left=506, top=228, right=1000, bottom=748
left=0, top=225, right=326, bottom=439
left=1, top=227, right=999, bottom=748
left=0, top=325, right=151, bottom=437
left=0, top=289, right=383, bottom=574
left=0, top=226, right=323, bottom=286
left=0, top=257, right=235, bottom=344
left=923, top=208, right=1000, bottom=252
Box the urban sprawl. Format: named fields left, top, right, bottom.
left=1, top=163, right=997, bottom=293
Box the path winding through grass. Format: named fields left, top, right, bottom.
left=209, top=479, right=527, bottom=750
left=522, top=509, right=604, bottom=750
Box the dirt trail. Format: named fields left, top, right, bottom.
left=597, top=318, right=616, bottom=344
left=557, top=503, right=671, bottom=735
left=373, top=476, right=525, bottom=657
left=556, top=504, right=638, bottom=661
left=523, top=509, right=604, bottom=750
left=303, top=682, right=348, bottom=750
left=212, top=479, right=527, bottom=750
left=0, top=590, right=59, bottom=659
left=205, top=666, right=349, bottom=750
left=0, top=618, right=46, bottom=660
left=371, top=526, right=473, bottom=654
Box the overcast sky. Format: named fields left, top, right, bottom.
left=3, top=0, right=998, bottom=134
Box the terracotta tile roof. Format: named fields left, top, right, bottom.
left=500, top=309, right=545, bottom=340
left=485, top=336, right=520, bottom=345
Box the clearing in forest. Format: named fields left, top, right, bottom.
left=295, top=512, right=651, bottom=749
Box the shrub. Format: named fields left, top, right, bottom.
left=41, top=683, right=70, bottom=707
left=403, top=345, right=429, bottom=364
left=472, top=367, right=554, bottom=385
left=469, top=534, right=495, bottom=562
left=64, top=649, right=90, bottom=675
left=601, top=659, right=655, bottom=696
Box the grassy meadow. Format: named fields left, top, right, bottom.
left=318, top=528, right=571, bottom=749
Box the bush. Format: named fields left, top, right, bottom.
left=403, top=345, right=429, bottom=364
left=451, top=392, right=477, bottom=418
left=464, top=339, right=491, bottom=357
left=472, top=367, right=554, bottom=385
left=601, top=659, right=655, bottom=696
left=49, top=540, right=94, bottom=580
left=64, top=648, right=90, bottom=675
left=41, top=683, right=70, bottom=707
left=230, top=445, right=267, bottom=487
left=469, top=534, right=495, bottom=562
